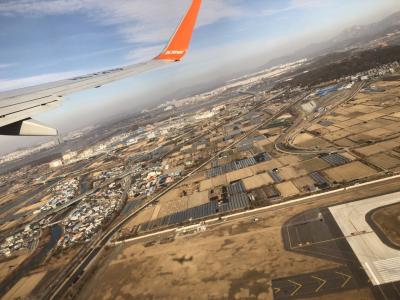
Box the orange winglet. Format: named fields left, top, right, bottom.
left=155, top=0, right=202, bottom=61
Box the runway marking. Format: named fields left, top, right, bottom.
left=373, top=256, right=400, bottom=283
left=392, top=282, right=400, bottom=297
left=311, top=275, right=327, bottom=292
left=335, top=271, right=352, bottom=288
left=273, top=287, right=281, bottom=295
left=295, top=246, right=355, bottom=263
left=291, top=236, right=347, bottom=249
left=286, top=225, right=292, bottom=249
left=287, top=279, right=302, bottom=296
left=364, top=262, right=380, bottom=286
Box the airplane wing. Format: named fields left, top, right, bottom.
left=0, top=0, right=202, bottom=136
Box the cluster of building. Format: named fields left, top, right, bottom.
left=304, top=62, right=400, bottom=100
left=0, top=224, right=40, bottom=257
left=34, top=178, right=79, bottom=214
left=128, top=163, right=179, bottom=199
left=93, top=166, right=125, bottom=185
left=226, top=59, right=308, bottom=90
left=346, top=61, right=400, bottom=82
left=0, top=140, right=58, bottom=165
left=60, top=182, right=124, bottom=248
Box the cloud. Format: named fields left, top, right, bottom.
left=0, top=0, right=242, bottom=44
left=263, top=0, right=329, bottom=16
left=125, top=45, right=164, bottom=63
left=0, top=70, right=87, bottom=91
left=0, top=63, right=15, bottom=70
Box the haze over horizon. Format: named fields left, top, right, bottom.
left=0, top=0, right=399, bottom=155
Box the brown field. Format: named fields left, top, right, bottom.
left=366, top=153, right=400, bottom=170
left=325, top=125, right=342, bottom=132
left=150, top=205, right=161, bottom=220
left=0, top=193, right=18, bottom=206
left=292, top=176, right=316, bottom=191
left=340, top=152, right=357, bottom=161
left=159, top=188, right=181, bottom=203
left=390, top=112, right=400, bottom=118
left=293, top=135, right=333, bottom=149
left=356, top=112, right=387, bottom=121
left=0, top=254, right=29, bottom=282
left=254, top=139, right=272, bottom=148
left=355, top=139, right=400, bottom=156
left=365, top=128, right=395, bottom=139
left=347, top=133, right=375, bottom=143
left=334, top=138, right=359, bottom=147
left=323, top=161, right=377, bottom=182
left=187, top=191, right=209, bottom=208
left=381, top=105, right=400, bottom=114
left=307, top=124, right=323, bottom=131
left=326, top=115, right=350, bottom=123
left=276, top=155, right=304, bottom=166
left=353, top=104, right=382, bottom=113
left=335, top=118, right=364, bottom=128
left=344, top=123, right=370, bottom=134
left=371, top=202, right=400, bottom=247
left=372, top=117, right=397, bottom=127
left=279, top=166, right=308, bottom=181
left=309, top=127, right=330, bottom=136
left=124, top=206, right=155, bottom=229
left=0, top=219, right=20, bottom=231
left=3, top=271, right=46, bottom=300
left=355, top=144, right=387, bottom=156
left=323, top=130, right=352, bottom=141
left=212, top=174, right=228, bottom=187
left=296, top=158, right=330, bottom=173
left=292, top=132, right=315, bottom=145
left=199, top=178, right=213, bottom=191
left=14, top=201, right=43, bottom=215
left=379, top=139, right=400, bottom=149
left=226, top=168, right=253, bottom=183
left=275, top=181, right=300, bottom=197
left=384, top=121, right=400, bottom=132
left=158, top=197, right=188, bottom=218
left=250, top=159, right=282, bottom=174
left=242, top=173, right=274, bottom=191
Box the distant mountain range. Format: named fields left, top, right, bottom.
left=332, top=11, right=400, bottom=42
left=263, top=11, right=400, bottom=68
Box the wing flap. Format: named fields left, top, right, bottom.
left=0, top=100, right=60, bottom=127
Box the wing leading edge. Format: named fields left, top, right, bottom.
left=0, top=0, right=202, bottom=136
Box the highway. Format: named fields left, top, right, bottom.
left=274, top=81, right=365, bottom=155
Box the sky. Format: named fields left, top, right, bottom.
left=0, top=0, right=399, bottom=154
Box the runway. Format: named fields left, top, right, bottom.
left=279, top=193, right=400, bottom=299
left=329, top=191, right=400, bottom=286
left=277, top=207, right=370, bottom=299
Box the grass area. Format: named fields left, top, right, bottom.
left=371, top=202, right=400, bottom=247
